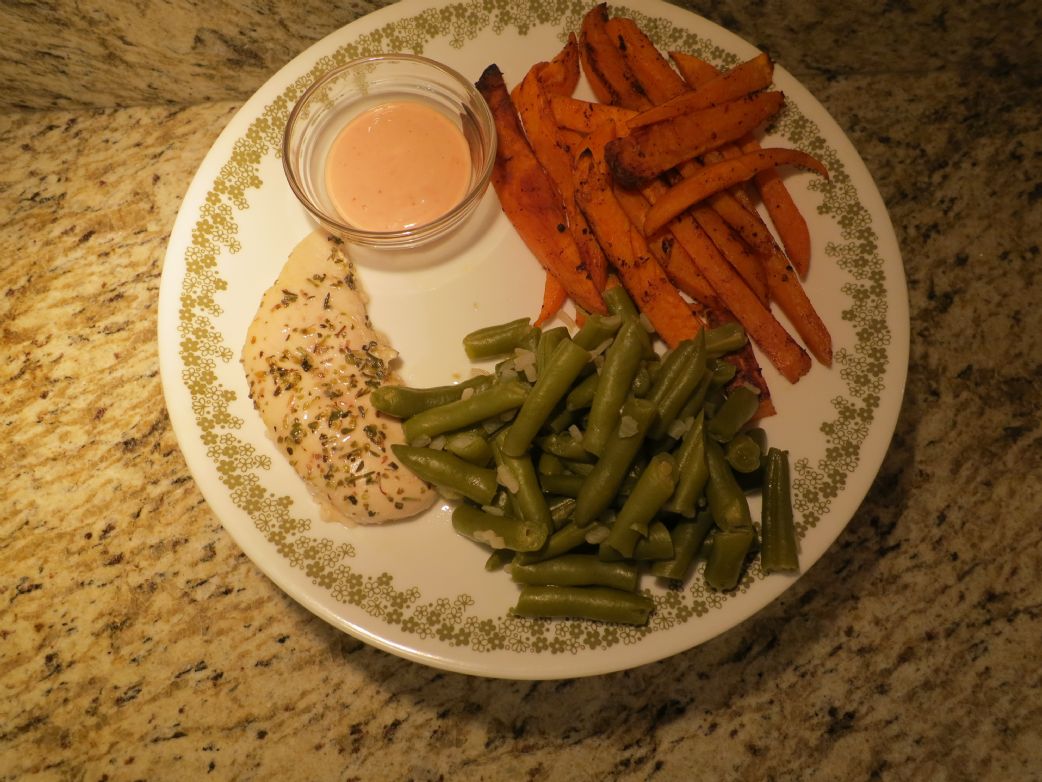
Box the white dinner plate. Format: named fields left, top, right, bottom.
left=158, top=0, right=908, bottom=679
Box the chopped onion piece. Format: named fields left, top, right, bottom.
left=411, top=435, right=432, bottom=447
left=667, top=416, right=694, bottom=440
left=460, top=387, right=475, bottom=401
left=557, top=309, right=578, bottom=333
left=584, top=524, right=611, bottom=544
left=480, top=504, right=505, bottom=517
left=473, top=529, right=507, bottom=549
left=568, top=424, right=584, bottom=443
left=429, top=435, right=447, bottom=450
left=497, top=464, right=520, bottom=493
left=589, top=338, right=613, bottom=358
left=618, top=415, right=638, bottom=438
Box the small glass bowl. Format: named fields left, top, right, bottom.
left=282, top=54, right=496, bottom=249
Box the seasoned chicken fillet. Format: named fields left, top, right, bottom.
left=242, top=231, right=435, bottom=524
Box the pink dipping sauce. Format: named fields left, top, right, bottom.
left=324, top=101, right=471, bottom=232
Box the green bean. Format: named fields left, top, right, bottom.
left=538, top=473, right=584, bottom=498
left=704, top=322, right=747, bottom=356
left=443, top=427, right=493, bottom=465
left=648, top=332, right=707, bottom=440
left=537, top=452, right=565, bottom=476
left=725, top=433, right=762, bottom=474
left=704, top=528, right=755, bottom=590
left=561, top=459, right=594, bottom=477
left=600, top=520, right=674, bottom=561
left=518, top=326, right=540, bottom=354
left=452, top=504, right=547, bottom=552
left=566, top=371, right=600, bottom=411
left=631, top=364, right=654, bottom=397
left=583, top=319, right=646, bottom=456
left=651, top=511, right=715, bottom=580
left=503, top=339, right=590, bottom=457
left=745, top=427, right=768, bottom=455
left=371, top=374, right=493, bottom=418
left=403, top=380, right=529, bottom=444
left=704, top=438, right=753, bottom=531
left=708, top=358, right=737, bottom=387
left=512, top=585, right=654, bottom=625
left=548, top=496, right=576, bottom=530
left=673, top=373, right=712, bottom=428
left=707, top=385, right=760, bottom=443
left=510, top=554, right=639, bottom=592
left=663, top=410, right=708, bottom=517
left=536, top=326, right=569, bottom=377
left=603, top=285, right=639, bottom=321
left=761, top=448, right=799, bottom=573
left=603, top=453, right=676, bottom=557
left=574, top=396, right=657, bottom=527
left=491, top=435, right=554, bottom=543
left=515, top=520, right=590, bottom=564
left=545, top=406, right=576, bottom=434
left=391, top=445, right=499, bottom=505
left=463, top=317, right=537, bottom=359
left=485, top=549, right=514, bottom=571
left=537, top=432, right=591, bottom=462
left=573, top=313, right=622, bottom=350
left=646, top=340, right=695, bottom=398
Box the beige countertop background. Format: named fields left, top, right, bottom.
left=2, top=1, right=1040, bottom=779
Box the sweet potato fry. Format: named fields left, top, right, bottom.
left=604, top=17, right=687, bottom=102
left=536, top=272, right=569, bottom=326
left=548, top=94, right=636, bottom=134
left=574, top=137, right=702, bottom=348
left=515, top=65, right=608, bottom=289
left=579, top=4, right=652, bottom=111
left=476, top=64, right=606, bottom=316
left=605, top=92, right=785, bottom=188
left=762, top=248, right=832, bottom=365
left=539, top=33, right=581, bottom=97
left=669, top=51, right=721, bottom=88
left=611, top=183, right=722, bottom=311
left=742, top=139, right=813, bottom=275
left=675, top=51, right=813, bottom=275
left=627, top=53, right=775, bottom=128
left=643, top=148, right=828, bottom=235
left=669, top=213, right=811, bottom=382
left=688, top=202, right=769, bottom=306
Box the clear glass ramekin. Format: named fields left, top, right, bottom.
left=282, top=54, right=496, bottom=249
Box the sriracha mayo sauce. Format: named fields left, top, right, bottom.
left=324, top=101, right=471, bottom=232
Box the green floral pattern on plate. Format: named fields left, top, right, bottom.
left=177, top=0, right=889, bottom=653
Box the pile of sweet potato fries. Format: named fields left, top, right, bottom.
left=476, top=4, right=832, bottom=416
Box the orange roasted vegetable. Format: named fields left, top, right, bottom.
left=515, top=64, right=608, bottom=290
left=643, top=148, right=828, bottom=235
left=548, top=94, right=636, bottom=134
left=579, top=5, right=652, bottom=111
left=605, top=92, right=785, bottom=188
left=611, top=183, right=722, bottom=311
left=674, top=50, right=813, bottom=275
left=627, top=53, right=775, bottom=128
left=476, top=64, right=607, bottom=317
left=539, top=33, right=581, bottom=97
left=574, top=134, right=702, bottom=348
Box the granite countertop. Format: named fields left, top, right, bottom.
left=2, top=1, right=1040, bottom=779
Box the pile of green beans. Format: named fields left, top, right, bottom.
left=378, top=287, right=798, bottom=626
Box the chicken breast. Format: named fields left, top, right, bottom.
left=241, top=230, right=435, bottom=524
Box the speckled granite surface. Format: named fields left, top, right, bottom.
left=2, top=1, right=1040, bottom=780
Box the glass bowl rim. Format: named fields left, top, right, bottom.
left=282, top=53, right=497, bottom=247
